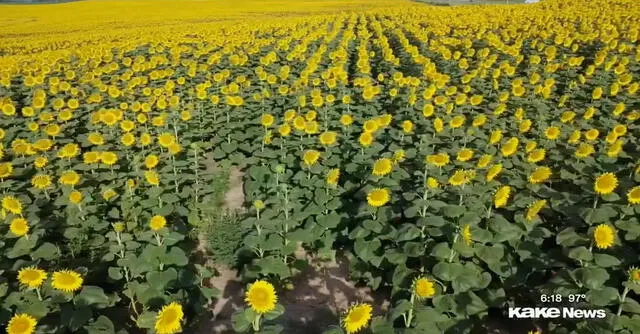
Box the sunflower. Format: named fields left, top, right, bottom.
left=486, top=164, right=503, bottom=182
left=57, top=143, right=80, bottom=159
left=585, top=129, right=599, bottom=141
left=31, top=174, right=52, bottom=190
left=426, top=177, right=439, bottom=189
left=462, top=224, right=472, bottom=245
left=260, top=114, right=275, bottom=127
left=456, top=148, right=474, bottom=162
left=51, top=270, right=83, bottom=293
left=413, top=277, right=436, bottom=299
left=477, top=154, right=492, bottom=168
left=155, top=302, right=184, bottom=334
left=372, top=158, right=393, bottom=177
left=340, top=114, right=353, bottom=126
left=358, top=132, right=373, bottom=147
left=527, top=149, right=546, bottom=163
left=594, top=173, right=618, bottom=195
left=278, top=124, right=291, bottom=137
left=100, top=152, right=118, bottom=166
left=628, top=186, right=640, bottom=205
left=319, top=131, right=337, bottom=146
left=145, top=171, right=160, bottom=186
left=83, top=151, right=100, bottom=164
left=629, top=267, right=640, bottom=283
left=448, top=170, right=472, bottom=186
left=6, top=313, right=37, bottom=334
left=489, top=130, right=502, bottom=144
left=500, top=137, right=519, bottom=157
left=528, top=167, right=552, bottom=184
left=10, top=218, right=29, bottom=237
left=525, top=142, right=537, bottom=154
left=544, top=126, right=560, bottom=140
left=575, top=144, right=595, bottom=159
left=303, top=150, right=321, bottom=167
left=363, top=119, right=379, bottom=133
left=402, top=120, right=413, bottom=133
left=367, top=188, right=390, bottom=207
left=102, top=189, right=117, bottom=201
left=2, top=196, right=22, bottom=215
left=450, top=115, right=465, bottom=128
left=613, top=124, right=627, bottom=137
left=342, top=303, right=372, bottom=334
left=150, top=215, right=167, bottom=231
left=17, top=267, right=47, bottom=289
left=0, top=162, right=14, bottom=179
left=59, top=171, right=80, bottom=186
left=144, top=154, right=159, bottom=169
left=158, top=133, right=176, bottom=148
left=327, top=169, right=340, bottom=187
left=494, top=186, right=511, bottom=208
left=593, top=224, right=615, bottom=249
left=525, top=199, right=547, bottom=222
left=245, top=280, right=277, bottom=314
left=426, top=153, right=450, bottom=167
left=393, top=150, right=405, bottom=163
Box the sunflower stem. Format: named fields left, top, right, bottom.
left=252, top=313, right=262, bottom=331
left=404, top=291, right=416, bottom=328
left=617, top=286, right=629, bottom=316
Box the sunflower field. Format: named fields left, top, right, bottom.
left=1, top=0, right=640, bottom=333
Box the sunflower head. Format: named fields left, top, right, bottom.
left=372, top=158, right=393, bottom=177
left=593, top=224, right=616, bottom=249
left=494, top=186, right=511, bottom=208
left=303, top=150, right=321, bottom=167
left=367, top=188, right=390, bottom=208
left=245, top=280, right=277, bottom=314
left=413, top=277, right=436, bottom=299
left=7, top=313, right=37, bottom=334
left=626, top=186, right=640, bottom=205
left=342, top=303, right=373, bottom=334
left=17, top=267, right=47, bottom=289
left=155, top=302, right=184, bottom=334
left=594, top=173, right=618, bottom=195
left=51, top=270, right=83, bottom=293
left=150, top=215, right=167, bottom=231
left=628, top=267, right=640, bottom=283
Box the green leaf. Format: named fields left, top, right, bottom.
left=443, top=205, right=465, bottom=218
left=84, top=315, right=115, bottom=334
left=556, top=228, right=585, bottom=247
left=74, top=286, right=111, bottom=308
left=108, top=267, right=122, bottom=281
left=433, top=262, right=463, bottom=281
left=594, top=254, right=621, bottom=268
left=136, top=311, right=157, bottom=329
left=396, top=224, right=421, bottom=242
left=568, top=247, right=593, bottom=262
left=432, top=295, right=456, bottom=312
left=575, top=267, right=610, bottom=290
left=587, top=287, right=619, bottom=306
left=7, top=236, right=39, bottom=259
left=456, top=291, right=488, bottom=316
left=389, top=300, right=412, bottom=321
left=430, top=242, right=452, bottom=260
left=369, top=316, right=394, bottom=334
left=475, top=245, right=504, bottom=264
left=264, top=304, right=285, bottom=320
left=163, top=247, right=188, bottom=266
left=30, top=242, right=59, bottom=260
left=70, top=306, right=93, bottom=331
left=146, top=269, right=178, bottom=291
left=622, top=298, right=640, bottom=314
left=354, top=238, right=380, bottom=261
